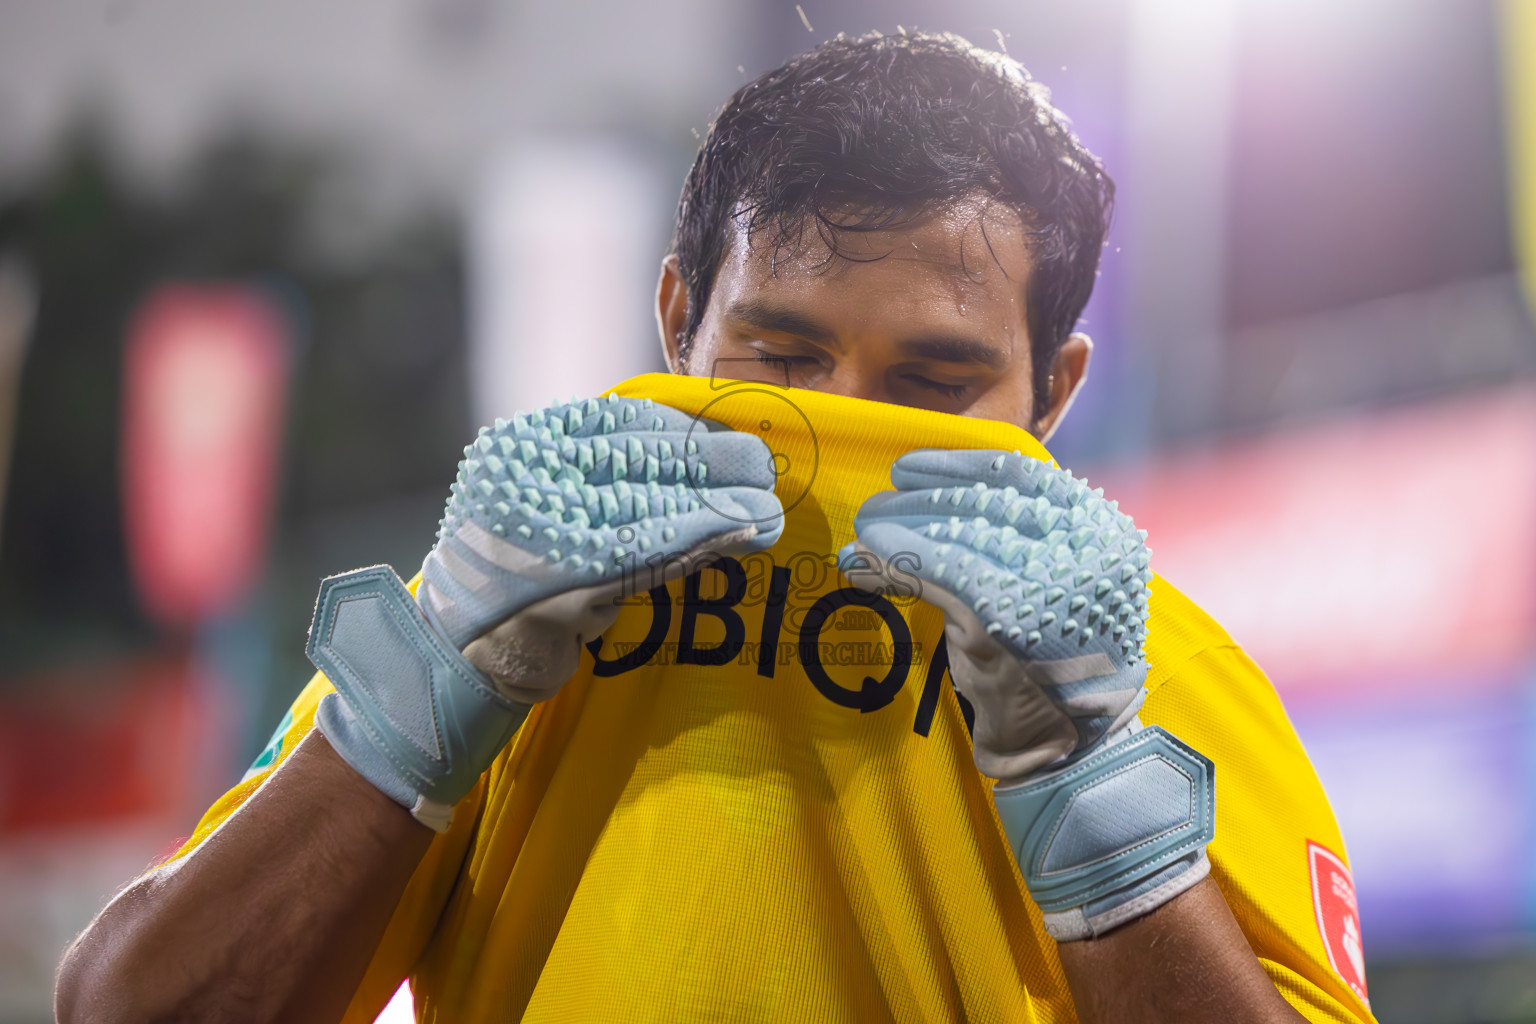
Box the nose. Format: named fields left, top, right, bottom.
left=815, top=363, right=889, bottom=405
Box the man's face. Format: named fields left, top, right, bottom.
left=657, top=197, right=1089, bottom=438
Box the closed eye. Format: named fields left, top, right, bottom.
left=752, top=351, right=818, bottom=369
left=901, top=374, right=970, bottom=399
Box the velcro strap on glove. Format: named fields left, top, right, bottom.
left=306, top=565, right=530, bottom=832
left=993, top=724, right=1215, bottom=940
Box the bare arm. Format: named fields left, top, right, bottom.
left=55, top=398, right=781, bottom=1023
left=848, top=451, right=1315, bottom=1022
left=1057, top=877, right=1306, bottom=1024
left=55, top=732, right=434, bottom=1024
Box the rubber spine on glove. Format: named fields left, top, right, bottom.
left=992, top=723, right=1216, bottom=940
left=306, top=565, right=530, bottom=832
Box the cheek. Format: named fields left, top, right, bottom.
left=680, top=328, right=726, bottom=376
left=967, top=374, right=1035, bottom=429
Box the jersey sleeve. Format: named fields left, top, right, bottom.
left=161, top=592, right=484, bottom=1022
left=1141, top=582, right=1377, bottom=1024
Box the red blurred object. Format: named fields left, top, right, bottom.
left=120, top=285, right=289, bottom=628
left=1091, top=386, right=1536, bottom=693
left=0, top=654, right=206, bottom=834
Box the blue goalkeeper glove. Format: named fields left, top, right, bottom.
left=841, top=449, right=1214, bottom=940
left=308, top=395, right=784, bottom=831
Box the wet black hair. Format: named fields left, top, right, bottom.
left=671, top=30, right=1114, bottom=418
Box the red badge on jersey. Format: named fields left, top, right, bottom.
left=1308, top=841, right=1370, bottom=1007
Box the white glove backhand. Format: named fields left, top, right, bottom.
left=841, top=448, right=1150, bottom=781
left=842, top=450, right=1214, bottom=940
left=309, top=394, right=785, bottom=830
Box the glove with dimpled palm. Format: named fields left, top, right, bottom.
left=309, top=395, right=783, bottom=831
left=840, top=449, right=1214, bottom=940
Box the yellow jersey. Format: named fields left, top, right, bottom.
left=172, top=374, right=1377, bottom=1023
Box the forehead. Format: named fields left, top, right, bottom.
left=717, top=198, right=1034, bottom=309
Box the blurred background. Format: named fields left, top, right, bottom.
left=0, top=0, right=1532, bottom=1021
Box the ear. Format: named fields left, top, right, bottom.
left=656, top=254, right=689, bottom=373
left=1032, top=332, right=1092, bottom=444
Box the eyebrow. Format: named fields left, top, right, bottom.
left=724, top=301, right=839, bottom=348
left=725, top=299, right=1009, bottom=370
left=898, top=335, right=1009, bottom=371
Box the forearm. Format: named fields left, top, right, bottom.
left=56, top=731, right=434, bottom=1024
left=849, top=454, right=1299, bottom=1018
left=1057, top=876, right=1306, bottom=1024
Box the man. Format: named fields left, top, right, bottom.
left=56, top=32, right=1374, bottom=1023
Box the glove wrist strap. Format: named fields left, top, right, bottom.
left=306, top=565, right=530, bottom=832
left=993, top=723, right=1216, bottom=941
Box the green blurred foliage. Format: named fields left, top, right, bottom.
left=0, top=126, right=473, bottom=679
